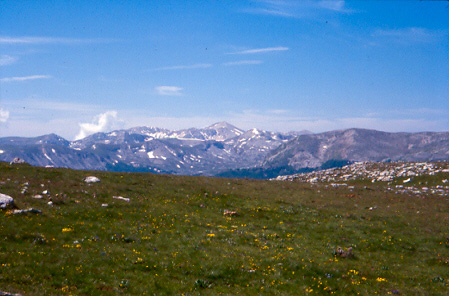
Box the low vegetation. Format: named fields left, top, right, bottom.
left=1, top=162, right=449, bottom=295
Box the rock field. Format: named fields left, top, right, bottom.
left=274, top=161, right=449, bottom=197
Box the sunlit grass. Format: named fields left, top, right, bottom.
left=1, top=162, right=449, bottom=295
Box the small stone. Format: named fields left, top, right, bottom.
left=32, top=195, right=43, bottom=199
left=223, top=209, right=238, bottom=217
left=335, top=246, right=354, bottom=258
left=113, top=196, right=130, bottom=202
left=101, top=203, right=108, bottom=207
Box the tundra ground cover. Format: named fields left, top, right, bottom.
left=1, top=162, right=449, bottom=295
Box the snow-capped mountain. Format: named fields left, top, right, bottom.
left=0, top=122, right=294, bottom=176
left=2, top=124, right=449, bottom=178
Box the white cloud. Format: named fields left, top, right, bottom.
left=243, top=0, right=353, bottom=18
left=229, top=46, right=289, bottom=54
left=318, top=0, right=351, bottom=12
left=222, top=60, right=263, bottom=66
left=0, top=75, right=52, bottom=83
left=0, top=55, right=17, bottom=66
left=0, top=36, right=117, bottom=45
left=0, top=109, right=10, bottom=123
left=155, top=86, right=184, bottom=96
left=372, top=27, right=446, bottom=44
left=243, top=0, right=298, bottom=17
left=151, top=63, right=212, bottom=71
left=75, top=111, right=124, bottom=140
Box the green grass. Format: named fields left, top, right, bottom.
left=1, top=162, right=449, bottom=295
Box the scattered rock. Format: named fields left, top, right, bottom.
left=32, top=195, right=43, bottom=199
left=275, top=161, right=449, bottom=197
left=0, top=193, right=15, bottom=209
left=113, top=196, right=130, bottom=202
left=9, top=157, right=25, bottom=165
left=84, top=176, right=100, bottom=183
left=101, top=203, right=109, bottom=207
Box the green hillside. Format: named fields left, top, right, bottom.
left=1, top=162, right=449, bottom=295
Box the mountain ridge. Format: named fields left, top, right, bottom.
left=1, top=123, right=449, bottom=178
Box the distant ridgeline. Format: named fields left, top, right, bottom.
left=1, top=123, right=449, bottom=179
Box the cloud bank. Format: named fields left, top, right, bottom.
left=75, top=111, right=123, bottom=140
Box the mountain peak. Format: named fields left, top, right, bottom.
left=203, top=122, right=244, bottom=141
left=206, top=121, right=237, bottom=130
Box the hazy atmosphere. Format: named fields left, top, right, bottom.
left=1, top=0, right=448, bottom=140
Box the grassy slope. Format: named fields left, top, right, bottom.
left=1, top=162, right=449, bottom=295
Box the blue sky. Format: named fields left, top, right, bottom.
left=1, top=0, right=448, bottom=140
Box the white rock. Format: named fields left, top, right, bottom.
left=113, top=196, right=130, bottom=202
left=84, top=176, right=100, bottom=183
left=10, top=157, right=25, bottom=164
left=32, top=194, right=43, bottom=199
left=0, top=193, right=14, bottom=209
left=403, top=178, right=411, bottom=183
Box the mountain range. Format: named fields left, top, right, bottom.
left=1, top=122, right=449, bottom=178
